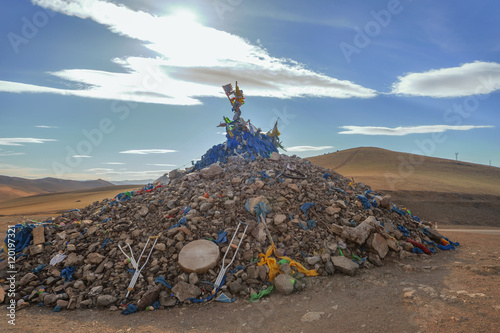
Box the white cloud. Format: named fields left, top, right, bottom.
left=0, top=0, right=377, bottom=106
left=339, top=125, right=495, bottom=136
left=287, top=145, right=334, bottom=152
left=0, top=138, right=57, bottom=146
left=103, top=162, right=126, bottom=165
left=147, top=163, right=176, bottom=167
left=72, top=155, right=91, bottom=158
left=35, top=125, right=59, bottom=128
left=391, top=61, right=500, bottom=97
left=119, top=149, right=177, bottom=155
left=0, top=148, right=25, bottom=156
left=85, top=168, right=114, bottom=173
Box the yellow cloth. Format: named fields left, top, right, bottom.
left=257, top=243, right=319, bottom=281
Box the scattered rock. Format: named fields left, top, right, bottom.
left=229, top=281, right=243, bottom=294
left=331, top=256, right=359, bottom=276
left=326, top=206, right=341, bottom=215
left=274, top=214, right=287, bottom=225
left=200, top=163, right=223, bottom=179
left=96, top=295, right=117, bottom=307
left=380, top=195, right=392, bottom=209
left=19, top=273, right=37, bottom=286
left=137, top=286, right=160, bottom=310
left=65, top=253, right=84, bottom=266
left=169, top=169, right=182, bottom=179
left=368, top=252, right=383, bottom=267
left=32, top=226, right=45, bottom=245
left=301, top=311, right=324, bottom=322
left=139, top=206, right=149, bottom=217
left=172, top=281, right=202, bottom=301
left=159, top=291, right=176, bottom=307
left=274, top=274, right=295, bottom=295
left=270, top=152, right=280, bottom=161
left=189, top=272, right=199, bottom=285
left=367, top=233, right=389, bottom=259
left=87, top=253, right=105, bottom=265
left=324, top=261, right=335, bottom=275
left=56, top=300, right=69, bottom=308
left=305, top=256, right=321, bottom=266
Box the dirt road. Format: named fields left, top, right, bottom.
left=1, top=230, right=498, bottom=333
left=439, top=229, right=500, bottom=235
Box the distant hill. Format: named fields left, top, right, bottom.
left=0, top=185, right=140, bottom=217
left=307, top=147, right=500, bottom=195
left=0, top=176, right=113, bottom=202
left=308, top=147, right=500, bottom=226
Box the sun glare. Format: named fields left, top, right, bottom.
left=169, top=10, right=197, bottom=24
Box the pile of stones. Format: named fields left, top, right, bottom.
left=1, top=152, right=450, bottom=311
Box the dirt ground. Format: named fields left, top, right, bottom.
left=1, top=228, right=499, bottom=333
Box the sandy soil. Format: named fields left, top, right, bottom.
left=0, top=185, right=140, bottom=217
left=1, top=229, right=498, bottom=333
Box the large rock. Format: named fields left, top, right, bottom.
left=96, top=295, right=117, bottom=307
left=32, top=226, right=45, bottom=245
left=138, top=206, right=149, bottom=217
left=427, top=228, right=445, bottom=244
left=169, top=169, right=182, bottom=179
left=270, top=152, right=280, bottom=161
left=89, top=286, right=103, bottom=296
left=383, top=221, right=403, bottom=239
left=159, top=290, right=176, bottom=307
left=246, top=196, right=270, bottom=215
left=251, top=223, right=267, bottom=243
left=56, top=300, right=69, bottom=308
left=380, top=195, right=392, bottom=209
left=305, top=255, right=321, bottom=266
left=341, top=216, right=378, bottom=245
left=326, top=206, right=341, bottom=215
left=43, top=294, right=58, bottom=305
left=199, top=202, right=213, bottom=212
left=178, top=240, right=220, bottom=274
left=19, top=273, right=37, bottom=286
left=172, top=281, right=202, bottom=301
left=87, top=253, right=105, bottom=265
left=29, top=244, right=44, bottom=255
left=229, top=281, right=243, bottom=294
left=137, top=286, right=160, bottom=310
left=200, top=163, right=223, bottom=179
left=65, top=253, right=84, bottom=266
left=324, top=261, right=335, bottom=275
left=368, top=252, right=383, bottom=266
left=367, top=233, right=389, bottom=259
left=274, top=214, right=287, bottom=225
left=287, top=183, right=300, bottom=193
left=331, top=256, right=359, bottom=276
left=274, top=274, right=295, bottom=295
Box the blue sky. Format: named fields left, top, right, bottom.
left=1, top=0, right=499, bottom=181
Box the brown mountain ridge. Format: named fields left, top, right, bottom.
left=0, top=175, right=113, bottom=202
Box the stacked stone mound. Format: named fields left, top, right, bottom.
left=4, top=153, right=449, bottom=311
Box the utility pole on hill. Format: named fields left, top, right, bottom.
left=455, top=152, right=458, bottom=161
